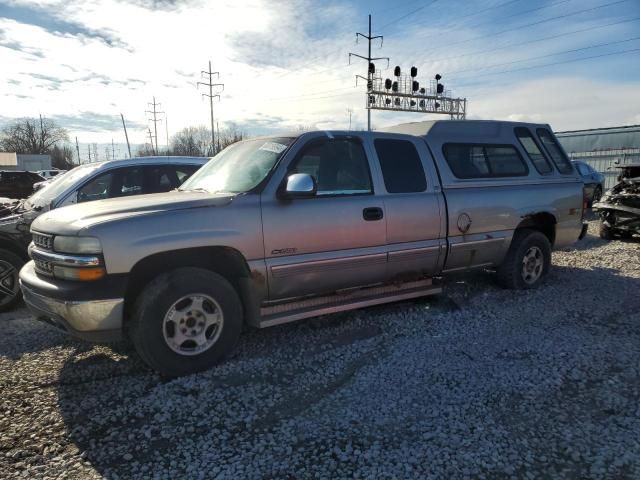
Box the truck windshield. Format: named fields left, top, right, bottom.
left=179, top=137, right=294, bottom=194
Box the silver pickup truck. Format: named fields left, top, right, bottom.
left=19, top=120, right=586, bottom=376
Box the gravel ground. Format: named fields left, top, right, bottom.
left=1, top=222, right=639, bottom=479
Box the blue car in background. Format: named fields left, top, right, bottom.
left=572, top=160, right=604, bottom=207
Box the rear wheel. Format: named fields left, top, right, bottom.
left=0, top=250, right=25, bottom=312
left=497, top=230, right=551, bottom=289
left=129, top=267, right=243, bottom=377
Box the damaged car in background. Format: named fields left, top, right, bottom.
left=594, top=164, right=640, bottom=240
left=0, top=156, right=207, bottom=311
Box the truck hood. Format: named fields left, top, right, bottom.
left=32, top=191, right=236, bottom=236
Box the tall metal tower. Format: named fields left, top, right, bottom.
left=145, top=97, right=164, bottom=155
left=198, top=61, right=224, bottom=155
left=349, top=15, right=389, bottom=131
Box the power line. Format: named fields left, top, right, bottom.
left=446, top=35, right=640, bottom=76
left=416, top=15, right=640, bottom=67
left=270, top=0, right=439, bottom=80
left=397, top=0, right=571, bottom=42
left=379, top=0, right=439, bottom=29
left=385, top=0, right=525, bottom=37
left=426, top=0, right=630, bottom=52
left=451, top=46, right=640, bottom=87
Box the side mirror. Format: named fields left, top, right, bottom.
left=279, top=173, right=317, bottom=199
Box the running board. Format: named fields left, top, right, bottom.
left=258, top=279, right=441, bottom=328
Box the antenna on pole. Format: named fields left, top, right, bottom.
left=349, top=14, right=389, bottom=132
left=197, top=60, right=224, bottom=156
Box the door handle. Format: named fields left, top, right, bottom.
left=363, top=207, right=384, bottom=221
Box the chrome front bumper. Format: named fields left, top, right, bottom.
left=20, top=281, right=123, bottom=342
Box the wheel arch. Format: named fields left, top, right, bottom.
left=515, top=212, right=557, bottom=247
left=124, top=246, right=253, bottom=322
left=0, top=236, right=29, bottom=262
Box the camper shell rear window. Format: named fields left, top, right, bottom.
left=442, top=143, right=529, bottom=179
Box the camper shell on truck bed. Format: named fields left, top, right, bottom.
left=20, top=120, right=585, bottom=376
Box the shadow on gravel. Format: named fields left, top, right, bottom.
left=57, top=346, right=157, bottom=477
left=54, top=261, right=640, bottom=478
left=0, top=310, right=80, bottom=360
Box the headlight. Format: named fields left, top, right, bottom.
left=53, top=236, right=102, bottom=254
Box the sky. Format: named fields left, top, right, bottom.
left=1, top=0, right=640, bottom=160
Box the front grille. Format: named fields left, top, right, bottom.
left=32, top=232, right=53, bottom=251
left=33, top=257, right=54, bottom=277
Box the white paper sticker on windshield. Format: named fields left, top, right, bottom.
left=259, top=142, right=287, bottom=154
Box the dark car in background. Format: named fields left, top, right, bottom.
left=572, top=160, right=604, bottom=206
left=0, top=171, right=45, bottom=199
left=0, top=156, right=208, bottom=311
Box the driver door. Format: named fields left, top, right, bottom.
left=261, top=136, right=387, bottom=300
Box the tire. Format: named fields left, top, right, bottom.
left=129, top=267, right=243, bottom=377
left=497, top=229, right=551, bottom=290
left=0, top=249, right=25, bottom=312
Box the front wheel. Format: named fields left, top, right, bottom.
left=129, top=268, right=243, bottom=377
left=497, top=230, right=551, bottom=289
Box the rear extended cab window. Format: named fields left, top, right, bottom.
left=374, top=139, right=427, bottom=193
left=536, top=128, right=573, bottom=174
left=442, top=143, right=528, bottom=179
left=514, top=127, right=553, bottom=174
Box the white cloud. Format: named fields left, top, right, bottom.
left=1, top=0, right=639, bottom=148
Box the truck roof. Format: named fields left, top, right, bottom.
left=377, top=120, right=552, bottom=138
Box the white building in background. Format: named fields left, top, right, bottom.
left=0, top=153, right=51, bottom=171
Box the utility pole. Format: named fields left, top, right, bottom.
left=87, top=145, right=91, bottom=163
left=347, top=108, right=353, bottom=130
left=165, top=115, right=169, bottom=155
left=111, top=138, right=115, bottom=160
left=349, top=15, right=388, bottom=131
left=216, top=120, right=220, bottom=153
left=147, top=128, right=155, bottom=155
left=197, top=61, right=224, bottom=155
left=145, top=97, right=164, bottom=155
left=120, top=113, right=132, bottom=158
left=75, top=137, right=80, bottom=165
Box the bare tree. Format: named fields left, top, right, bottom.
left=135, top=144, right=155, bottom=157
left=50, top=145, right=76, bottom=170
left=170, top=126, right=211, bottom=156
left=0, top=117, right=69, bottom=154
left=218, top=122, right=246, bottom=151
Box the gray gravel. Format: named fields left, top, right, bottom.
left=1, top=222, right=639, bottom=479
